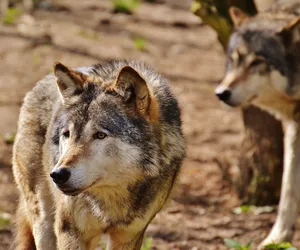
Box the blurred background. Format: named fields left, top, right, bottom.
left=0, top=0, right=298, bottom=249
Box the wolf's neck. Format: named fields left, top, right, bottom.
left=254, top=91, right=298, bottom=121
left=81, top=186, right=134, bottom=226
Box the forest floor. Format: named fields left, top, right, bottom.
left=0, top=1, right=299, bottom=249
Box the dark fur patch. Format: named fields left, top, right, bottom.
left=51, top=126, right=60, bottom=145
left=127, top=157, right=182, bottom=220
left=242, top=30, right=286, bottom=75
left=54, top=62, right=69, bottom=73
left=226, top=2, right=300, bottom=92
left=61, top=219, right=71, bottom=232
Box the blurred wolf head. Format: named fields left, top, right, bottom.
left=49, top=61, right=185, bottom=196
left=215, top=6, right=300, bottom=107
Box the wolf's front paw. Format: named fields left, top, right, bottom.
left=258, top=229, right=294, bottom=250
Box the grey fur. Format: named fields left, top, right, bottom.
left=12, top=60, right=185, bottom=250
left=227, top=0, right=300, bottom=95
left=216, top=1, right=300, bottom=248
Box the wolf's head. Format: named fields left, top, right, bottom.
left=49, top=62, right=160, bottom=196
left=215, top=7, right=300, bottom=107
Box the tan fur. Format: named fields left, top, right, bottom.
left=218, top=75, right=300, bottom=250
left=216, top=3, right=300, bottom=248
left=59, top=144, right=86, bottom=167
left=282, top=17, right=300, bottom=44
left=13, top=61, right=185, bottom=250
left=13, top=200, right=36, bottom=250
left=54, top=62, right=88, bottom=91
left=148, top=93, right=160, bottom=123
left=229, top=7, right=249, bottom=26
left=113, top=66, right=152, bottom=118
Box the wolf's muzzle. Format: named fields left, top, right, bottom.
left=50, top=168, right=71, bottom=185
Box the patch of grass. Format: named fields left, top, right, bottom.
left=224, top=239, right=252, bottom=250
left=112, top=0, right=140, bottom=14
left=133, top=37, right=146, bottom=51
left=78, top=29, right=99, bottom=40
left=33, top=53, right=41, bottom=65
left=3, top=133, right=16, bottom=144
left=263, top=242, right=297, bottom=250
left=2, top=7, right=23, bottom=25
left=232, top=205, right=251, bottom=214
left=224, top=239, right=296, bottom=250
left=141, top=237, right=152, bottom=250
left=0, top=212, right=12, bottom=230
left=232, top=205, right=274, bottom=215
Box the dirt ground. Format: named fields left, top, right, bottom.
left=0, top=1, right=299, bottom=249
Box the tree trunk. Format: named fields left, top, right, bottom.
left=192, top=0, right=284, bottom=205
left=238, top=107, right=283, bottom=205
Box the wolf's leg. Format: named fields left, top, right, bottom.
left=259, top=121, right=300, bottom=249
left=32, top=218, right=56, bottom=250
left=13, top=164, right=56, bottom=250
left=13, top=118, right=56, bottom=250
left=56, top=229, right=85, bottom=250
left=107, top=228, right=146, bottom=250
left=15, top=178, right=56, bottom=250
left=13, top=174, right=56, bottom=250
left=30, top=182, right=56, bottom=250
left=12, top=199, right=36, bottom=250
left=55, top=207, right=87, bottom=250
left=14, top=195, right=56, bottom=250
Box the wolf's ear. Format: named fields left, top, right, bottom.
left=113, top=66, right=151, bottom=116
left=229, top=7, right=249, bottom=26
left=278, top=17, right=300, bottom=45
left=54, top=62, right=87, bottom=101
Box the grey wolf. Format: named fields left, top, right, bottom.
left=12, top=60, right=185, bottom=250
left=215, top=0, right=300, bottom=248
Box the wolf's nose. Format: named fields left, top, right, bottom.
left=215, top=89, right=231, bottom=102
left=50, top=168, right=71, bottom=185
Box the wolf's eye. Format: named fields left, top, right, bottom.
left=62, top=130, right=70, bottom=138
left=95, top=132, right=107, bottom=140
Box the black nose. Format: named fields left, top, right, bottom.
left=50, top=168, right=71, bottom=185
left=216, top=89, right=231, bottom=102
